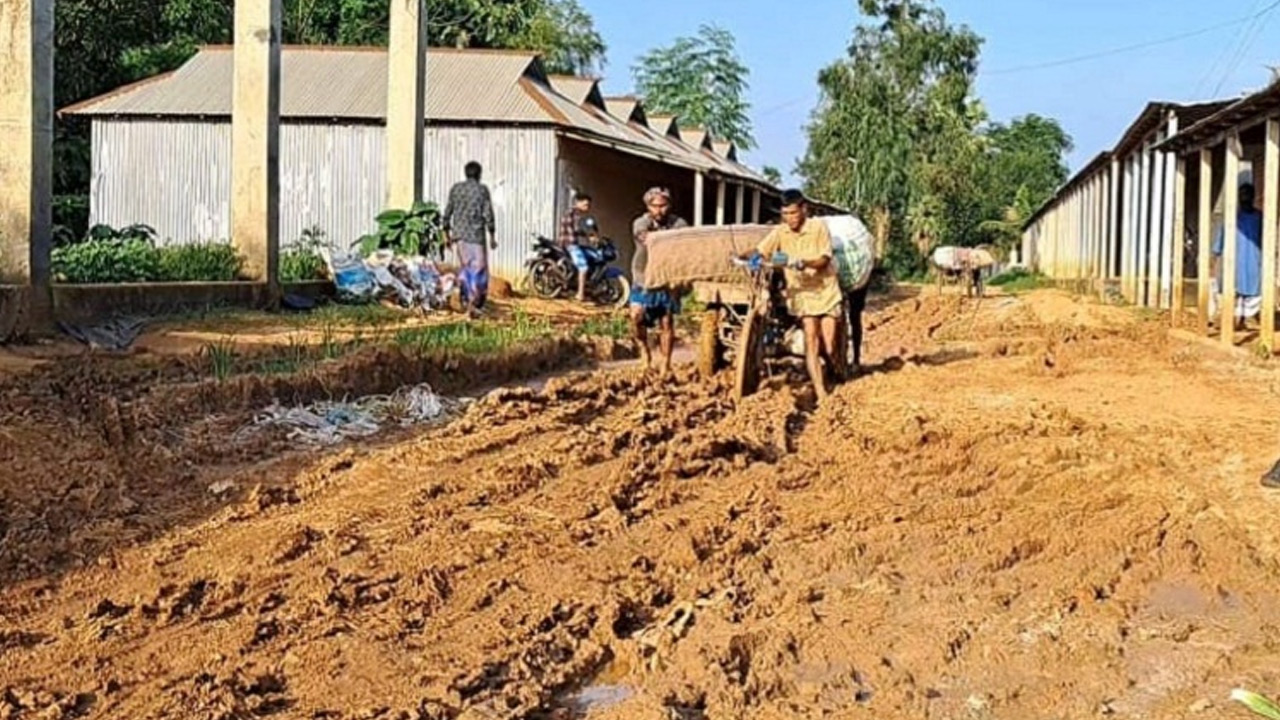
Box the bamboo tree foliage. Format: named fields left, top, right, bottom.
left=800, top=0, right=1070, bottom=275
left=632, top=24, right=755, bottom=150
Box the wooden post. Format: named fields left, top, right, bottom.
left=694, top=172, right=705, bottom=226
left=1109, top=158, right=1120, bottom=280
left=1263, top=119, right=1279, bottom=352
left=715, top=179, right=726, bottom=225
left=1171, top=156, right=1187, bottom=325
left=1122, top=157, right=1135, bottom=301
left=751, top=188, right=761, bottom=223
left=1161, top=114, right=1179, bottom=308
left=1198, top=148, right=1213, bottom=334
left=1150, top=141, right=1167, bottom=308
left=1222, top=133, right=1241, bottom=344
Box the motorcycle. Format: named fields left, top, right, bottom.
left=523, top=218, right=630, bottom=308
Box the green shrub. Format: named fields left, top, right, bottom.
left=987, top=267, right=1046, bottom=292
left=281, top=226, right=329, bottom=282
left=52, top=237, right=161, bottom=283
left=358, top=201, right=445, bottom=258
left=157, top=242, right=243, bottom=282
left=52, top=223, right=245, bottom=283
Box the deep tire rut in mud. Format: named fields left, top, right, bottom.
left=5, top=291, right=1280, bottom=719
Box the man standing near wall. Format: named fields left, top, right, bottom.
left=631, top=187, right=688, bottom=376
left=443, top=161, right=497, bottom=317
left=1211, top=182, right=1263, bottom=331
left=560, top=192, right=595, bottom=302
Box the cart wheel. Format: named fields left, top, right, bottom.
left=733, top=306, right=765, bottom=402
left=697, top=308, right=724, bottom=380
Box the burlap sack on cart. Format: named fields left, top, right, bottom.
left=643, top=224, right=775, bottom=290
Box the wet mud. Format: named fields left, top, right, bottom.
left=4, top=290, right=1280, bottom=719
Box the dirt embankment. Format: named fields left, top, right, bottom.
left=3, top=290, right=1280, bottom=720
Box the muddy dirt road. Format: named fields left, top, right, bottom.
left=4, top=290, right=1280, bottom=719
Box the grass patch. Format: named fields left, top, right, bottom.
left=987, top=267, right=1048, bottom=293
left=393, top=310, right=553, bottom=355
left=574, top=313, right=630, bottom=340
left=202, top=337, right=237, bottom=381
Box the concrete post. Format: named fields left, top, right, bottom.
left=735, top=183, right=745, bottom=223
left=0, top=0, right=54, bottom=329
left=1137, top=144, right=1152, bottom=307
left=1150, top=141, right=1166, bottom=308
left=386, top=0, right=425, bottom=209
left=231, top=0, right=282, bottom=289
left=1108, top=159, right=1120, bottom=279
left=1160, top=115, right=1179, bottom=307
left=751, top=189, right=761, bottom=223
left=715, top=179, right=726, bottom=225
left=694, top=172, right=705, bottom=226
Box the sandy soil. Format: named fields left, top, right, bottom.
left=4, top=289, right=1280, bottom=720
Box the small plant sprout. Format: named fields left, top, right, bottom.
left=1231, top=689, right=1280, bottom=720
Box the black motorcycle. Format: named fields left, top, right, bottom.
left=523, top=218, right=630, bottom=307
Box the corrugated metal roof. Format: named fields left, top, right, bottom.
left=62, top=45, right=777, bottom=188
left=63, top=46, right=549, bottom=123
left=604, top=96, right=641, bottom=123
left=680, top=126, right=709, bottom=149
left=712, top=140, right=736, bottom=160
left=1160, top=83, right=1280, bottom=153
left=647, top=114, right=679, bottom=137
left=548, top=75, right=599, bottom=105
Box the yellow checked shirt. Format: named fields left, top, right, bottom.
left=757, top=218, right=844, bottom=317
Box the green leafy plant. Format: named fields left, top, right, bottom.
left=357, top=201, right=445, bottom=258
left=1233, top=689, right=1280, bottom=719
left=52, top=230, right=161, bottom=283
left=281, top=225, right=329, bottom=282
left=574, top=313, right=630, bottom=340
left=987, top=267, right=1046, bottom=292
left=157, top=241, right=243, bottom=282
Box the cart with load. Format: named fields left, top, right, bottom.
left=644, top=216, right=875, bottom=400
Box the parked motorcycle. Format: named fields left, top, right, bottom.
left=523, top=219, right=630, bottom=307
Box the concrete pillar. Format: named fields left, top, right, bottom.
left=715, top=179, right=726, bottom=225
left=386, top=0, right=425, bottom=209
left=1263, top=119, right=1279, bottom=351
left=751, top=188, right=761, bottom=223
left=1222, top=133, right=1241, bottom=344
left=231, top=0, right=282, bottom=287
left=1198, top=148, right=1213, bottom=334
left=694, top=172, right=705, bottom=226
left=0, top=0, right=54, bottom=328
left=1122, top=158, right=1134, bottom=300
left=735, top=183, right=745, bottom=223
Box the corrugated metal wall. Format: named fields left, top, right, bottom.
left=89, top=119, right=558, bottom=279
left=424, top=125, right=557, bottom=278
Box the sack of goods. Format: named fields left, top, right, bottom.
left=821, top=215, right=875, bottom=292
left=932, top=245, right=996, bottom=271
left=642, top=224, right=775, bottom=290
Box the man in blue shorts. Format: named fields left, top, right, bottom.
left=559, top=192, right=597, bottom=302
left=630, top=187, right=688, bottom=375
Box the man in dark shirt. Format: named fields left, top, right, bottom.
left=559, top=192, right=595, bottom=302
left=443, top=161, right=496, bottom=316
left=630, top=186, right=689, bottom=376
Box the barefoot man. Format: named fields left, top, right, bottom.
left=741, top=189, right=844, bottom=402
left=630, top=187, right=689, bottom=374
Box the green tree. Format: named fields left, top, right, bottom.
left=632, top=24, right=755, bottom=150
left=799, top=0, right=985, bottom=275
left=973, top=115, right=1072, bottom=252
left=761, top=165, right=783, bottom=186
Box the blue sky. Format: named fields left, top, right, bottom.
left=584, top=0, right=1280, bottom=184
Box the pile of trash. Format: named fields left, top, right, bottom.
left=235, top=384, right=468, bottom=446
left=325, top=249, right=458, bottom=310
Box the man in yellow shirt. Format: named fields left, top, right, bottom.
left=742, top=189, right=845, bottom=401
